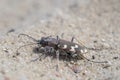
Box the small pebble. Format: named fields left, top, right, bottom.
left=113, top=56, right=118, bottom=59
left=93, top=40, right=97, bottom=43
left=71, top=64, right=80, bottom=73
left=7, top=29, right=15, bottom=34
left=92, top=55, right=95, bottom=59
left=101, top=39, right=106, bottom=42
left=102, top=43, right=110, bottom=48
left=102, top=64, right=111, bottom=69
left=3, top=48, right=8, bottom=53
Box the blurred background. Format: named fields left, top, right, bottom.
left=0, top=0, right=119, bottom=36
left=0, top=0, right=90, bottom=36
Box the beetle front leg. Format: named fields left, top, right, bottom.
left=56, top=35, right=60, bottom=43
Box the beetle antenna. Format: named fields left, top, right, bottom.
left=15, top=43, right=38, bottom=56
left=75, top=38, right=86, bottom=47
left=18, top=34, right=38, bottom=42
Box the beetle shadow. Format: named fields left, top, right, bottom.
left=32, top=46, right=81, bottom=62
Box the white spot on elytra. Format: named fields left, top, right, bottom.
left=70, top=46, right=75, bottom=52
left=80, top=49, right=84, bottom=53
left=63, top=45, right=67, bottom=49
left=84, top=49, right=88, bottom=53
left=58, top=44, right=60, bottom=47
left=80, top=49, right=88, bottom=53
left=75, top=45, right=78, bottom=48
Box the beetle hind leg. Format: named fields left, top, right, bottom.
left=55, top=50, right=60, bottom=71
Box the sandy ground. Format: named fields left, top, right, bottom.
left=0, top=0, right=120, bottom=80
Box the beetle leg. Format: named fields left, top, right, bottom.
left=61, top=33, right=64, bottom=38
left=56, top=35, right=60, bottom=44
left=56, top=50, right=60, bottom=71
left=44, top=46, right=55, bottom=54
left=71, top=37, right=75, bottom=42
left=29, top=54, right=43, bottom=62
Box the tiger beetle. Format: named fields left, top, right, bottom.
left=15, top=34, right=108, bottom=63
